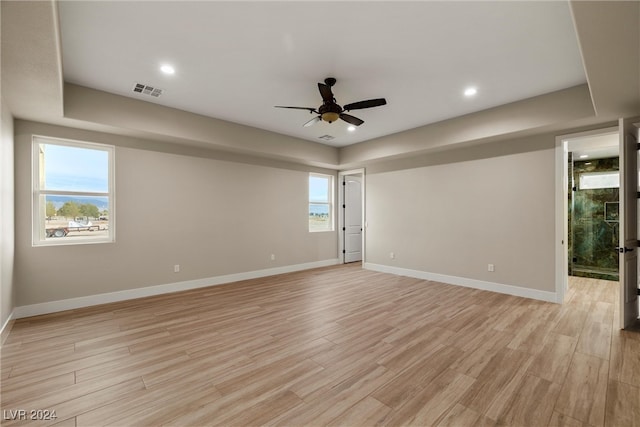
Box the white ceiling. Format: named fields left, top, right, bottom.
left=57, top=1, right=587, bottom=148
left=567, top=132, right=620, bottom=160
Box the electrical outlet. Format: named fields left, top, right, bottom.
left=174, top=264, right=180, bottom=273
left=270, top=254, right=276, bottom=261
left=390, top=252, right=395, bottom=259
left=488, top=264, right=495, bottom=272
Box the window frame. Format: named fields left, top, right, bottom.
left=308, top=173, right=334, bottom=233
left=578, top=171, right=620, bottom=190
left=32, top=135, right=116, bottom=247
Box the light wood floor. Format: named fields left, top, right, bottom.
left=1, top=264, right=639, bottom=427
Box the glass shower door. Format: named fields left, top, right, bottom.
left=570, top=158, right=619, bottom=281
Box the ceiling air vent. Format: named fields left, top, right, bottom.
left=132, top=83, right=164, bottom=98
left=318, top=135, right=335, bottom=141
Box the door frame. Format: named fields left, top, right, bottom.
left=555, top=126, right=619, bottom=304
left=338, top=168, right=366, bottom=264
left=619, top=117, right=640, bottom=328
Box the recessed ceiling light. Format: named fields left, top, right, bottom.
left=464, top=87, right=477, bottom=97
left=579, top=154, right=589, bottom=159
left=347, top=125, right=356, bottom=132
left=160, top=64, right=175, bottom=75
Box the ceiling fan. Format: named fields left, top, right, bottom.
left=275, top=77, right=387, bottom=128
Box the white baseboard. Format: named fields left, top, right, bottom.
left=14, top=259, right=340, bottom=319
left=364, top=262, right=559, bottom=303
left=1, top=310, right=15, bottom=345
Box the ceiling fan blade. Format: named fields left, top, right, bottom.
left=318, top=83, right=334, bottom=102
left=303, top=116, right=321, bottom=127
left=343, top=98, right=387, bottom=111
left=340, top=113, right=364, bottom=126
left=275, top=106, right=319, bottom=113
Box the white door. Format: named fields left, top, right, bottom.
left=344, top=176, right=362, bottom=263
left=618, top=117, right=640, bottom=329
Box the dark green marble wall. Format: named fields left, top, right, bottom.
left=570, top=157, right=619, bottom=281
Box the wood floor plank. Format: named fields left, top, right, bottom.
left=41, top=378, right=145, bottom=427
left=310, top=332, right=392, bottom=369
left=609, top=329, right=640, bottom=387
left=292, top=342, right=391, bottom=402
left=0, top=267, right=629, bottom=427
left=376, top=325, right=454, bottom=372
left=372, top=345, right=463, bottom=410
left=0, top=372, right=76, bottom=407
left=439, top=304, right=489, bottom=332
left=77, top=377, right=220, bottom=426
left=267, top=365, right=396, bottom=426
left=604, top=380, right=640, bottom=427
left=436, top=403, right=501, bottom=426
left=1, top=365, right=12, bottom=381
left=548, top=411, right=595, bottom=427
left=162, top=360, right=341, bottom=426
left=507, top=319, right=555, bottom=355
left=326, top=396, right=392, bottom=427
left=448, top=329, right=514, bottom=378
left=108, top=384, right=221, bottom=427
left=407, top=372, right=476, bottom=426
left=211, top=390, right=303, bottom=427
left=489, top=374, right=561, bottom=426
left=214, top=355, right=323, bottom=396
left=151, top=383, right=261, bottom=426
left=491, top=299, right=535, bottom=333
left=50, top=417, right=77, bottom=427
left=458, top=348, right=532, bottom=414
left=127, top=328, right=219, bottom=355
left=378, top=368, right=474, bottom=426
left=554, top=352, right=609, bottom=426
left=74, top=327, right=171, bottom=354
left=142, top=353, right=253, bottom=389
left=576, top=301, right=614, bottom=360
left=435, top=403, right=482, bottom=427
left=483, top=356, right=535, bottom=421
left=553, top=301, right=591, bottom=338
left=1, top=343, right=76, bottom=372
left=10, top=323, right=121, bottom=351
left=6, top=347, right=131, bottom=385
left=2, top=378, right=145, bottom=427
left=527, top=333, right=578, bottom=384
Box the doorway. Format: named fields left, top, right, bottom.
left=557, top=128, right=619, bottom=300
left=556, top=122, right=640, bottom=329
left=567, top=132, right=620, bottom=281
left=338, top=169, right=365, bottom=264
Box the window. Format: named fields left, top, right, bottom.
left=579, top=171, right=619, bottom=190
left=33, top=136, right=114, bottom=246
left=309, top=173, right=333, bottom=232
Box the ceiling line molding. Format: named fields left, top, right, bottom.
left=569, top=0, right=640, bottom=117
left=63, top=83, right=339, bottom=168
left=339, top=84, right=596, bottom=168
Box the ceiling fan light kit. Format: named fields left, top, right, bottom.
left=275, top=77, right=387, bottom=128
left=321, top=112, right=340, bottom=123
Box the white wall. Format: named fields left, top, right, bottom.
left=1, top=96, right=15, bottom=329
left=365, top=136, right=556, bottom=294
left=14, top=121, right=337, bottom=308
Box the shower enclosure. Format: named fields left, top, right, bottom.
left=569, top=156, right=619, bottom=281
